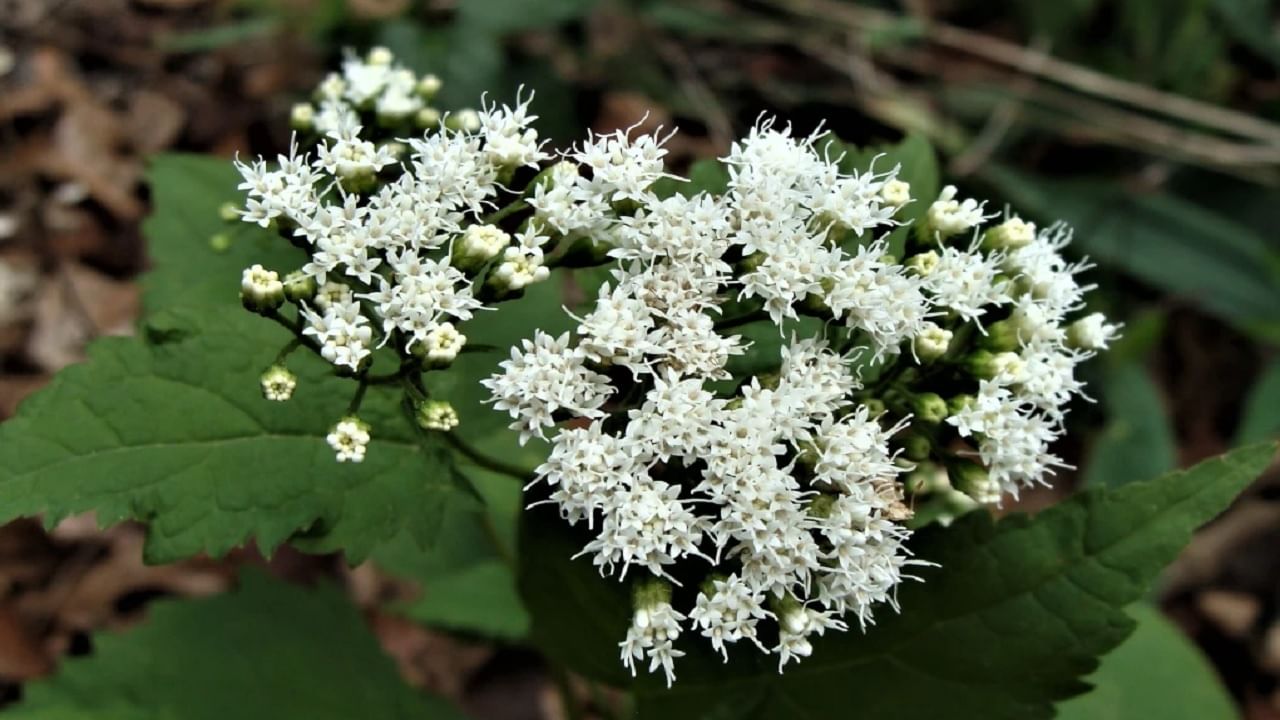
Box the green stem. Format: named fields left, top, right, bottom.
left=484, top=199, right=529, bottom=225
left=442, top=433, right=533, bottom=482
left=346, top=379, right=369, bottom=416
left=715, top=308, right=769, bottom=331
left=273, top=337, right=303, bottom=365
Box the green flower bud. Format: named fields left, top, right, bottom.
left=218, top=202, right=240, bottom=222
left=905, top=461, right=950, bottom=495
left=947, top=394, right=975, bottom=416
left=910, top=393, right=948, bottom=424
left=982, top=217, right=1035, bottom=251
left=950, top=460, right=999, bottom=504
left=260, top=365, right=297, bottom=402
left=981, top=319, right=1021, bottom=352
left=965, top=349, right=1023, bottom=381
left=862, top=398, right=887, bottom=417
left=283, top=271, right=317, bottom=304
left=900, top=432, right=933, bottom=461
left=807, top=494, right=836, bottom=519
left=209, top=232, right=232, bottom=254
left=415, top=399, right=460, bottom=432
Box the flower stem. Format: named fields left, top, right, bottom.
left=442, top=432, right=533, bottom=482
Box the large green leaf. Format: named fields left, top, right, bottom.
left=983, top=167, right=1280, bottom=343
left=1083, top=363, right=1177, bottom=488
left=142, top=154, right=305, bottom=317
left=373, top=463, right=529, bottom=639
left=520, top=443, right=1275, bottom=719
left=1055, top=604, right=1236, bottom=719
left=7, top=570, right=466, bottom=720
left=0, top=310, right=471, bottom=564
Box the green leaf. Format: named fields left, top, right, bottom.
left=840, top=134, right=939, bottom=256
left=142, top=154, right=306, bottom=317
left=1083, top=363, right=1177, bottom=488
left=0, top=311, right=472, bottom=563
left=1237, top=359, right=1280, bottom=445
left=7, top=570, right=465, bottom=720
left=520, top=443, right=1276, bottom=719
left=982, top=167, right=1280, bottom=343
left=373, top=463, right=530, bottom=639
left=1055, top=604, right=1236, bottom=719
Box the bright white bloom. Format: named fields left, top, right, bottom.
left=482, top=331, right=613, bottom=444
left=925, top=185, right=990, bottom=238
left=621, top=587, right=686, bottom=687
left=1069, top=312, right=1120, bottom=351
left=327, top=416, right=371, bottom=463
left=689, top=574, right=770, bottom=660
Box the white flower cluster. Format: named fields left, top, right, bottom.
left=293, top=47, right=450, bottom=137
left=484, top=120, right=1115, bottom=684
left=232, top=48, right=553, bottom=462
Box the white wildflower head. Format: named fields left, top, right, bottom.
left=233, top=49, right=1112, bottom=686
left=480, top=115, right=1111, bottom=684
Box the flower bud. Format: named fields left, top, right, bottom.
left=905, top=461, right=950, bottom=495
left=806, top=494, right=836, bottom=519
left=982, top=217, right=1035, bottom=250
left=879, top=178, right=911, bottom=208
left=209, top=232, right=232, bottom=254
left=411, top=322, right=466, bottom=367
left=947, top=394, right=975, bottom=416
left=965, top=349, right=1023, bottom=382
left=240, top=264, right=285, bottom=312
left=862, top=398, right=886, bottom=417
left=980, top=319, right=1021, bottom=353
left=218, top=202, right=241, bottom=222
left=912, top=322, right=953, bottom=362
left=950, top=460, right=1000, bottom=504
left=453, top=224, right=510, bottom=272
left=283, top=271, right=317, bottom=303
left=905, top=250, right=940, bottom=276
left=899, top=432, right=932, bottom=461
left=415, top=399, right=460, bottom=432
left=924, top=185, right=986, bottom=239
left=909, top=393, right=948, bottom=424
left=486, top=250, right=549, bottom=295
left=260, top=365, right=297, bottom=402
left=416, top=73, right=442, bottom=99
left=1067, top=312, right=1120, bottom=351
left=366, top=46, right=394, bottom=66
left=415, top=106, right=442, bottom=129
left=446, top=108, right=481, bottom=133
left=290, top=102, right=315, bottom=132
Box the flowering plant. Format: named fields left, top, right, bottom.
left=0, top=47, right=1272, bottom=719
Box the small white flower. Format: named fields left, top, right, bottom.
left=327, top=416, right=371, bottom=463
left=259, top=365, right=297, bottom=402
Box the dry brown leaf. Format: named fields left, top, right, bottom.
left=0, top=605, right=52, bottom=680
left=123, top=90, right=186, bottom=154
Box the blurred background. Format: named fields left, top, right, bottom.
left=1, top=0, right=1278, bottom=717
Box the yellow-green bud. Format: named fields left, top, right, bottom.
left=910, top=393, right=948, bottom=424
